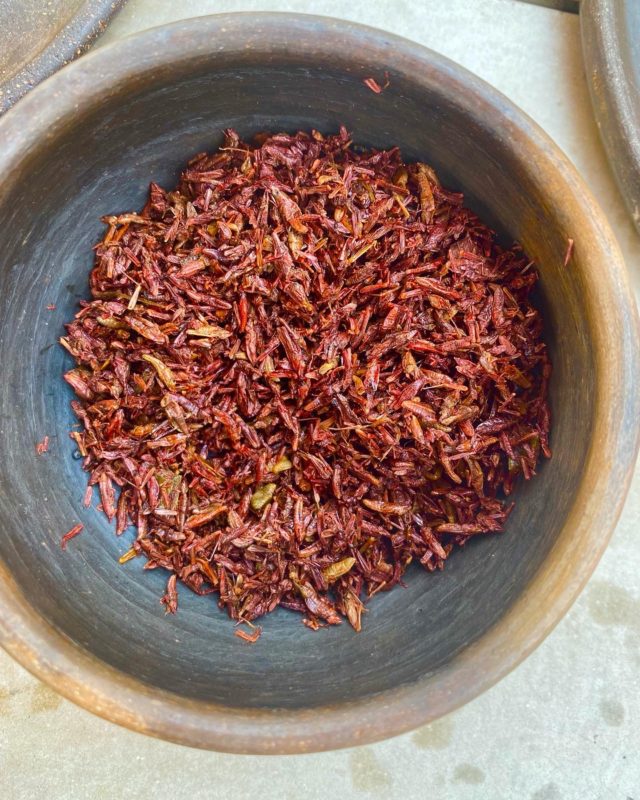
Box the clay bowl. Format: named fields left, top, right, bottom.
left=0, top=14, right=637, bottom=754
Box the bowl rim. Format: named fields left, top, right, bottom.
left=0, top=0, right=128, bottom=114
left=0, top=12, right=638, bottom=754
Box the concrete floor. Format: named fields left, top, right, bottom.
left=1, top=1, right=639, bottom=798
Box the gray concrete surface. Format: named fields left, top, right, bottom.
left=1, top=1, right=639, bottom=797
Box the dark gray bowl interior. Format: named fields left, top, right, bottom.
left=0, top=38, right=592, bottom=711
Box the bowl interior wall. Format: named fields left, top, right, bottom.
left=0, top=58, right=593, bottom=709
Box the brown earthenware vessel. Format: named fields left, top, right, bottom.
left=0, top=14, right=638, bottom=754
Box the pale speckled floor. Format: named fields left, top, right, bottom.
left=1, top=1, right=639, bottom=798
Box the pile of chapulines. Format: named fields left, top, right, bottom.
left=61, top=128, right=550, bottom=637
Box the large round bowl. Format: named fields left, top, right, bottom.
left=0, top=14, right=638, bottom=754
